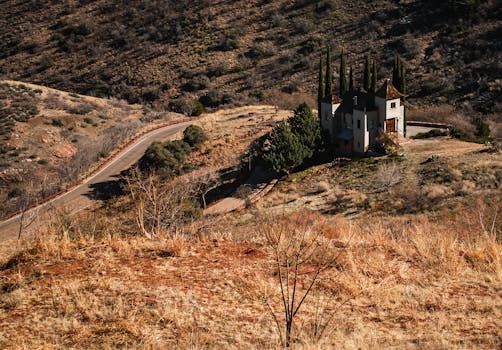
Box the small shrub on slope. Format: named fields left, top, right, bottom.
left=183, top=125, right=208, bottom=149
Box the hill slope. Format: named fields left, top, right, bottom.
left=0, top=80, right=181, bottom=216
left=0, top=132, right=500, bottom=349
left=0, top=0, right=501, bottom=113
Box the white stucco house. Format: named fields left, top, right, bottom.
left=320, top=79, right=405, bottom=155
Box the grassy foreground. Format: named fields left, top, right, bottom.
left=0, top=204, right=500, bottom=349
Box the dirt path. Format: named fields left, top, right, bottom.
left=406, top=125, right=435, bottom=138
left=203, top=166, right=277, bottom=215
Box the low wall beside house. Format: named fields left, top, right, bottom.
left=407, top=121, right=451, bottom=129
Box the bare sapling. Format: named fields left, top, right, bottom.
left=17, top=181, right=39, bottom=240
left=374, top=161, right=402, bottom=192
left=259, top=214, right=353, bottom=348
left=187, top=168, right=221, bottom=209
left=125, top=169, right=199, bottom=238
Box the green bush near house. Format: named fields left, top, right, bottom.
left=262, top=102, right=322, bottom=174
left=263, top=120, right=306, bottom=174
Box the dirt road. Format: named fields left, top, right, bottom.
left=0, top=121, right=192, bottom=242
left=203, top=166, right=276, bottom=216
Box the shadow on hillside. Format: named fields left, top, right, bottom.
left=83, top=164, right=255, bottom=207
left=85, top=172, right=128, bottom=201
left=203, top=165, right=253, bottom=205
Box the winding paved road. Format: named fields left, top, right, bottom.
left=0, top=121, right=192, bottom=242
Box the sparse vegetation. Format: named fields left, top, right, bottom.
left=0, top=0, right=500, bottom=115
left=0, top=81, right=182, bottom=217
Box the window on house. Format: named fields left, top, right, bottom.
left=357, top=120, right=361, bottom=129
left=391, top=102, right=396, bottom=108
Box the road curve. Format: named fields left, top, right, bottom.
left=0, top=121, right=192, bottom=242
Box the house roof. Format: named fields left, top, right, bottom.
left=376, top=79, right=404, bottom=100
left=323, top=94, right=342, bottom=104
left=338, top=90, right=377, bottom=113
left=331, top=95, right=343, bottom=104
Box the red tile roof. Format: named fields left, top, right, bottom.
left=376, top=79, right=404, bottom=100
left=331, top=95, right=343, bottom=104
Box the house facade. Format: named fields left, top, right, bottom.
left=320, top=79, right=405, bottom=155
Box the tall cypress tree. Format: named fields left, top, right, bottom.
left=370, top=61, right=377, bottom=93
left=317, top=54, right=324, bottom=114
left=324, top=47, right=333, bottom=97
left=397, top=56, right=403, bottom=89
left=339, top=48, right=347, bottom=96
left=349, top=66, right=354, bottom=92
left=400, top=65, right=406, bottom=95
left=401, top=65, right=407, bottom=136
left=392, top=55, right=399, bottom=87
left=363, top=55, right=370, bottom=92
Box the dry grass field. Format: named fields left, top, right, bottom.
left=0, top=111, right=500, bottom=348
left=0, top=207, right=500, bottom=349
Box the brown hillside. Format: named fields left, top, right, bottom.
left=0, top=0, right=501, bottom=114
left=0, top=80, right=182, bottom=217
left=0, top=104, right=500, bottom=349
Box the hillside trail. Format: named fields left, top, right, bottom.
left=203, top=165, right=276, bottom=215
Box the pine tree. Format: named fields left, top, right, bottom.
left=263, top=121, right=305, bottom=174
left=289, top=102, right=321, bottom=159
left=317, top=54, right=325, bottom=113
left=349, top=66, right=354, bottom=92
left=363, top=55, right=370, bottom=92
left=370, top=61, right=377, bottom=93
left=324, top=47, right=333, bottom=97
left=339, top=48, right=347, bottom=96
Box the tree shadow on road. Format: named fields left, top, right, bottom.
left=85, top=172, right=128, bottom=201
